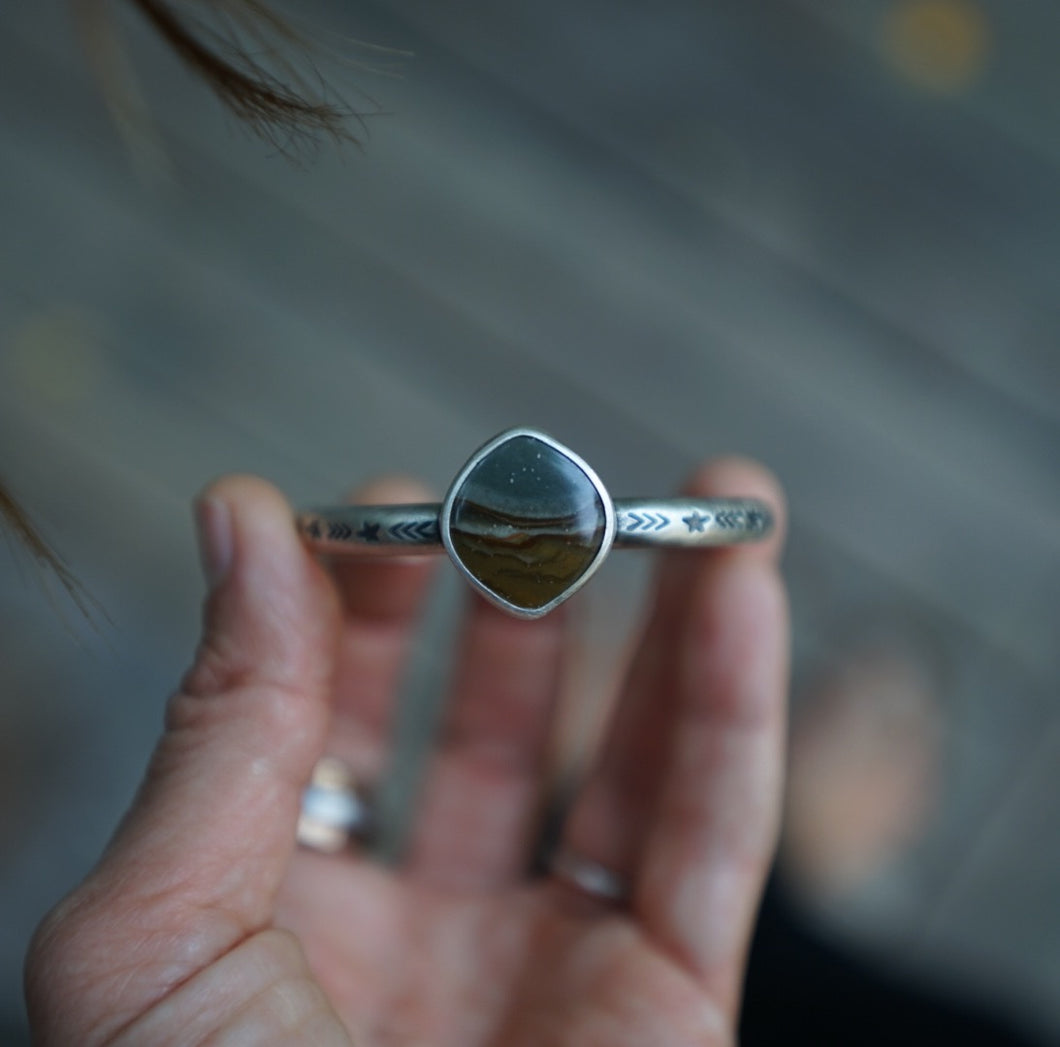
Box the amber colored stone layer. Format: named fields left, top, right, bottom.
left=450, top=507, right=605, bottom=610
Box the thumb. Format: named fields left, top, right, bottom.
left=111, top=474, right=340, bottom=900
left=29, top=476, right=341, bottom=1035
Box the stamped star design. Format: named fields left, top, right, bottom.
left=357, top=522, right=381, bottom=542
left=683, top=511, right=709, bottom=533
left=305, top=519, right=322, bottom=540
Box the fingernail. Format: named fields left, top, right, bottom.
left=194, top=496, right=233, bottom=589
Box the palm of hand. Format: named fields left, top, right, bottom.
left=278, top=858, right=725, bottom=1046
left=26, top=468, right=785, bottom=1046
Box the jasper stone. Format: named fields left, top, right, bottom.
left=447, top=434, right=607, bottom=612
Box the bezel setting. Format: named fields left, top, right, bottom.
left=440, top=428, right=617, bottom=619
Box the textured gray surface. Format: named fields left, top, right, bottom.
left=1, top=0, right=1058, bottom=1040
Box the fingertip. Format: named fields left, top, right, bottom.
left=682, top=456, right=787, bottom=561
left=651, top=455, right=785, bottom=618
left=197, top=472, right=291, bottom=510
left=187, top=473, right=339, bottom=697
left=344, top=474, right=436, bottom=506
left=195, top=474, right=299, bottom=550
left=194, top=475, right=306, bottom=584
left=332, top=475, right=439, bottom=622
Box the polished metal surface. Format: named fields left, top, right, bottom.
left=297, top=429, right=771, bottom=616
left=298, top=503, right=445, bottom=555
left=297, top=498, right=772, bottom=552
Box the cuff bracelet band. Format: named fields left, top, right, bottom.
left=298, top=428, right=772, bottom=619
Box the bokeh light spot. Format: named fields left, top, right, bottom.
left=6, top=305, right=105, bottom=406
left=882, top=0, right=991, bottom=94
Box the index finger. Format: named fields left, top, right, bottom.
left=325, top=477, right=439, bottom=781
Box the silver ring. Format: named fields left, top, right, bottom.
left=296, top=757, right=373, bottom=853
left=298, top=427, right=772, bottom=619
left=550, top=846, right=631, bottom=904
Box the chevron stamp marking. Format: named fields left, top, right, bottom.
left=327, top=522, right=354, bottom=541
left=623, top=511, right=670, bottom=532
left=714, top=510, right=747, bottom=530
left=388, top=520, right=439, bottom=542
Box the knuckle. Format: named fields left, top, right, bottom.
left=166, top=671, right=309, bottom=745
left=24, top=891, right=118, bottom=1043
left=243, top=927, right=310, bottom=975
left=177, top=629, right=253, bottom=705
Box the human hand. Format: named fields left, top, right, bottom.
left=25, top=458, right=788, bottom=1046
